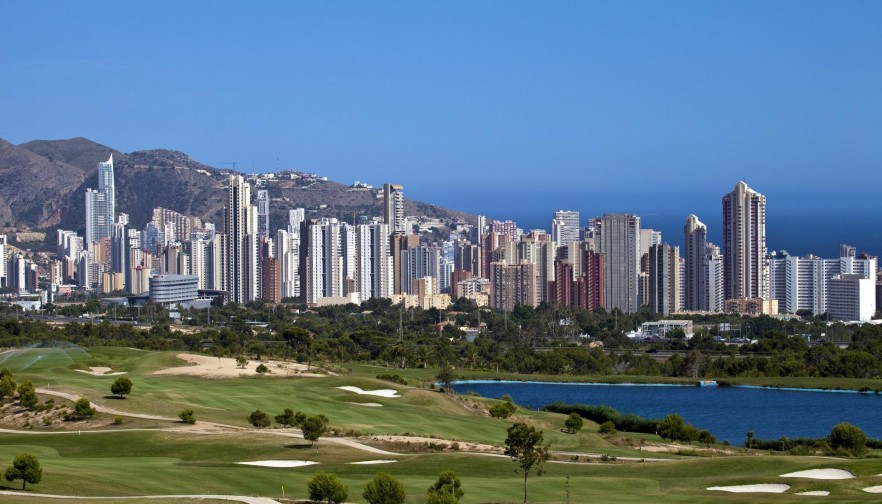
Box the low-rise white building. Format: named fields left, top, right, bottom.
left=827, top=274, right=876, bottom=322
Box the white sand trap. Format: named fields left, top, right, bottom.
left=797, top=491, right=831, bottom=496
left=863, top=486, right=882, bottom=493
left=348, top=402, right=384, bottom=407
left=236, top=460, right=317, bottom=468
left=76, top=367, right=127, bottom=376
left=707, top=484, right=790, bottom=493
left=782, top=469, right=855, bottom=480
left=337, top=386, right=400, bottom=398
left=153, top=353, right=318, bottom=379
left=348, top=460, right=398, bottom=465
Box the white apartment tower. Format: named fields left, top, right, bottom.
left=722, top=181, right=767, bottom=300
left=257, top=189, right=270, bottom=241
left=356, top=223, right=393, bottom=299
left=85, top=155, right=115, bottom=246
left=551, top=210, right=580, bottom=248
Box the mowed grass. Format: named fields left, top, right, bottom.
left=2, top=431, right=882, bottom=503
left=4, top=347, right=882, bottom=502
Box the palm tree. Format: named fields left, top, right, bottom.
left=389, top=340, right=409, bottom=368
left=463, top=346, right=480, bottom=370
left=417, top=345, right=434, bottom=368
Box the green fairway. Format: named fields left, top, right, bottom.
left=3, top=347, right=882, bottom=503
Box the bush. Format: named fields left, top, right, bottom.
left=565, top=412, right=584, bottom=434
left=363, top=472, right=406, bottom=504
left=113, top=416, right=124, bottom=425
left=72, top=398, right=96, bottom=419
left=545, top=402, right=658, bottom=434
left=0, top=374, right=16, bottom=400
left=829, top=422, right=867, bottom=456
left=17, top=381, right=38, bottom=410
left=248, top=410, right=271, bottom=428
left=307, top=472, right=348, bottom=504
left=598, top=420, right=616, bottom=435
left=179, top=409, right=196, bottom=424
left=427, top=470, right=464, bottom=504
left=489, top=401, right=517, bottom=419
left=376, top=374, right=408, bottom=385
left=256, top=364, right=269, bottom=374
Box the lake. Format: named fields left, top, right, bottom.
left=452, top=380, right=882, bottom=444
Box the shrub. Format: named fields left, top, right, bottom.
left=565, top=412, right=584, bottom=434
left=829, top=422, right=867, bottom=456
left=598, top=420, right=616, bottom=435
left=248, top=410, right=271, bottom=428
left=489, top=401, right=517, bottom=419
left=179, top=409, right=196, bottom=424
left=72, top=398, right=96, bottom=419
left=307, top=472, right=348, bottom=504
left=17, top=381, right=38, bottom=410
left=363, top=472, right=406, bottom=504
left=427, top=470, right=464, bottom=504
left=113, top=416, right=124, bottom=425
left=256, top=364, right=269, bottom=374
left=544, top=402, right=658, bottom=434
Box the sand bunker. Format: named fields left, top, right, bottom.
left=337, top=386, right=400, bottom=398
left=236, top=460, right=317, bottom=468
left=781, top=469, right=855, bottom=480
left=348, top=402, right=384, bottom=407
left=707, top=484, right=790, bottom=494
left=348, top=460, right=398, bottom=465
left=76, top=366, right=127, bottom=376
left=797, top=491, right=831, bottom=496
left=863, top=486, right=882, bottom=493
left=153, top=353, right=320, bottom=378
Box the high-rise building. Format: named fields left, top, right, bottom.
left=489, top=260, right=536, bottom=311
left=257, top=190, right=270, bottom=240
left=722, top=181, right=767, bottom=300
left=288, top=208, right=306, bottom=233
left=551, top=210, right=580, bottom=248
left=707, top=243, right=724, bottom=312
left=0, top=234, right=6, bottom=288
left=225, top=175, right=258, bottom=304
left=828, top=274, right=876, bottom=322
left=383, top=184, right=406, bottom=234
left=85, top=155, right=115, bottom=246
left=275, top=229, right=300, bottom=300
left=597, top=214, right=641, bottom=313
left=684, top=214, right=708, bottom=311
left=299, top=218, right=352, bottom=304
left=648, top=243, right=680, bottom=316
left=356, top=223, right=393, bottom=299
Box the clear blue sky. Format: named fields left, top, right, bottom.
left=2, top=1, right=881, bottom=250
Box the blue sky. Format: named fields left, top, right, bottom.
left=2, top=1, right=881, bottom=252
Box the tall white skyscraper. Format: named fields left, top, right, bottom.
left=288, top=208, right=306, bottom=233
left=300, top=218, right=352, bottom=303
left=225, top=175, right=257, bottom=304
left=0, top=234, right=6, bottom=288
left=597, top=213, right=641, bottom=313
left=551, top=210, right=580, bottom=248
left=85, top=154, right=115, bottom=246
left=356, top=223, right=393, bottom=299
left=722, top=181, right=767, bottom=300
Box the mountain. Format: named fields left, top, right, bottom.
left=0, top=137, right=475, bottom=248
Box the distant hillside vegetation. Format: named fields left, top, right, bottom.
left=0, top=137, right=475, bottom=249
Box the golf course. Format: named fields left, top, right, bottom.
left=2, top=345, right=882, bottom=503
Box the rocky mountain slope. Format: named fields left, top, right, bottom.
left=0, top=137, right=474, bottom=248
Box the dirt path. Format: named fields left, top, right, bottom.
left=0, top=491, right=281, bottom=504
left=29, top=388, right=400, bottom=456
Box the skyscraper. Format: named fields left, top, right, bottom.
left=597, top=213, right=641, bottom=313
left=85, top=155, right=115, bottom=246
left=551, top=210, right=580, bottom=248
left=257, top=190, right=270, bottom=240
left=722, top=181, right=767, bottom=300
left=383, top=183, right=406, bottom=234
left=356, top=222, right=393, bottom=299
left=648, top=243, right=680, bottom=316
left=684, top=214, right=708, bottom=311
left=225, top=174, right=257, bottom=304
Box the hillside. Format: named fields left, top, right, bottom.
left=0, top=137, right=476, bottom=248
